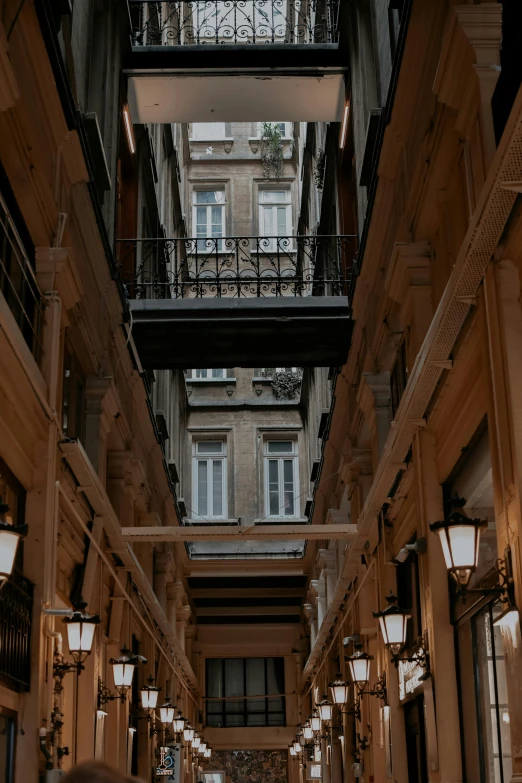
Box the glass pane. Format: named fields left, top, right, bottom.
left=206, top=659, right=223, bottom=698
left=191, top=123, right=226, bottom=140
left=224, top=659, right=244, bottom=697
left=246, top=659, right=265, bottom=696
left=262, top=206, right=274, bottom=236
left=196, top=191, right=224, bottom=204
left=268, top=460, right=280, bottom=516
left=266, top=657, right=285, bottom=694
left=197, top=441, right=223, bottom=454
left=211, top=206, right=223, bottom=236
left=283, top=460, right=294, bottom=516
left=212, top=460, right=223, bottom=516
left=197, top=460, right=208, bottom=516
left=267, top=441, right=293, bottom=454
left=212, top=369, right=224, bottom=378
left=277, top=206, right=287, bottom=236
left=195, top=369, right=208, bottom=378
left=264, top=191, right=286, bottom=203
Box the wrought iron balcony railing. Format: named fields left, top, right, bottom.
left=0, top=192, right=44, bottom=362
left=128, top=0, right=339, bottom=46
left=0, top=569, right=34, bottom=692
left=116, top=235, right=357, bottom=299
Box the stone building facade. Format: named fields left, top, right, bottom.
left=0, top=1, right=522, bottom=783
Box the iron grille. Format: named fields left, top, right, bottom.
left=128, top=0, right=339, bottom=45
left=0, top=569, right=34, bottom=691
left=116, top=235, right=357, bottom=299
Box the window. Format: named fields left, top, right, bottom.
left=190, top=123, right=226, bottom=140
left=259, top=191, right=292, bottom=245
left=192, top=190, right=225, bottom=251
left=264, top=440, right=299, bottom=517
left=192, top=440, right=227, bottom=519
left=472, top=603, right=512, bottom=782
left=258, top=122, right=292, bottom=138
left=62, top=341, right=86, bottom=441
left=191, top=369, right=226, bottom=379
left=206, top=657, right=285, bottom=727
left=0, top=457, right=25, bottom=575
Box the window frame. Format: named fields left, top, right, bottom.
left=205, top=657, right=286, bottom=728
left=191, top=369, right=227, bottom=380
left=258, top=188, right=293, bottom=250
left=263, top=439, right=299, bottom=519
left=192, top=438, right=228, bottom=520
left=190, top=123, right=227, bottom=141
left=191, top=188, right=226, bottom=250
left=257, top=122, right=293, bottom=139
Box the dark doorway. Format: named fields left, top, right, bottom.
left=404, top=696, right=428, bottom=783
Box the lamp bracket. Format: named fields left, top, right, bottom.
left=357, top=674, right=388, bottom=706
left=98, top=679, right=125, bottom=706
left=456, top=553, right=513, bottom=601
left=53, top=653, right=83, bottom=679
left=392, top=636, right=429, bottom=670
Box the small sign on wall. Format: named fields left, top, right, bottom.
left=156, top=744, right=182, bottom=781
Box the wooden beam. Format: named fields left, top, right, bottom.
left=196, top=606, right=299, bottom=616
left=120, top=524, right=358, bottom=542
left=190, top=588, right=305, bottom=599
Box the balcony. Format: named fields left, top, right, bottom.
left=117, top=235, right=356, bottom=369
left=125, top=1, right=346, bottom=124
left=128, top=0, right=339, bottom=46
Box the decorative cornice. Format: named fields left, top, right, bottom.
left=35, top=247, right=83, bottom=311
left=385, top=242, right=432, bottom=304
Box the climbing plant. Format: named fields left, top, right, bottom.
left=260, top=122, right=284, bottom=180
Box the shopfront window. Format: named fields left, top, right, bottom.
left=473, top=603, right=512, bottom=783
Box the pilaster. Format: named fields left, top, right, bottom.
left=317, top=549, right=337, bottom=607
left=357, top=373, right=391, bottom=462
left=84, top=378, right=119, bottom=484
left=35, top=247, right=83, bottom=313
left=303, top=604, right=318, bottom=650
left=385, top=242, right=432, bottom=359
left=310, top=578, right=327, bottom=629
left=176, top=606, right=191, bottom=654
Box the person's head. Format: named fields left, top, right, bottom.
left=61, top=761, right=143, bottom=783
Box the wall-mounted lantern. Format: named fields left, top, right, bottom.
left=429, top=506, right=487, bottom=588
left=99, top=648, right=147, bottom=705
left=0, top=504, right=27, bottom=583
left=141, top=679, right=161, bottom=712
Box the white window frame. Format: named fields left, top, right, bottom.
left=263, top=439, right=299, bottom=519
left=192, top=439, right=228, bottom=520
left=190, top=123, right=226, bottom=141
left=192, top=189, right=226, bottom=250
left=191, top=369, right=227, bottom=379
left=258, top=189, right=292, bottom=248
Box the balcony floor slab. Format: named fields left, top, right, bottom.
left=129, top=296, right=352, bottom=368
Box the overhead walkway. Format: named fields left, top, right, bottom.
left=118, top=234, right=356, bottom=368
left=124, top=0, right=347, bottom=123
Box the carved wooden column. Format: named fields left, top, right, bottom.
left=167, top=582, right=184, bottom=640
left=154, top=553, right=174, bottom=616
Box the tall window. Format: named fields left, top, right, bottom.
left=191, top=369, right=226, bottom=379
left=264, top=440, right=298, bottom=518
left=193, top=190, right=225, bottom=251
left=206, top=657, right=285, bottom=727
left=192, top=440, right=227, bottom=519
left=190, top=123, right=226, bottom=140
left=390, top=340, right=408, bottom=417
left=259, top=191, right=292, bottom=246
